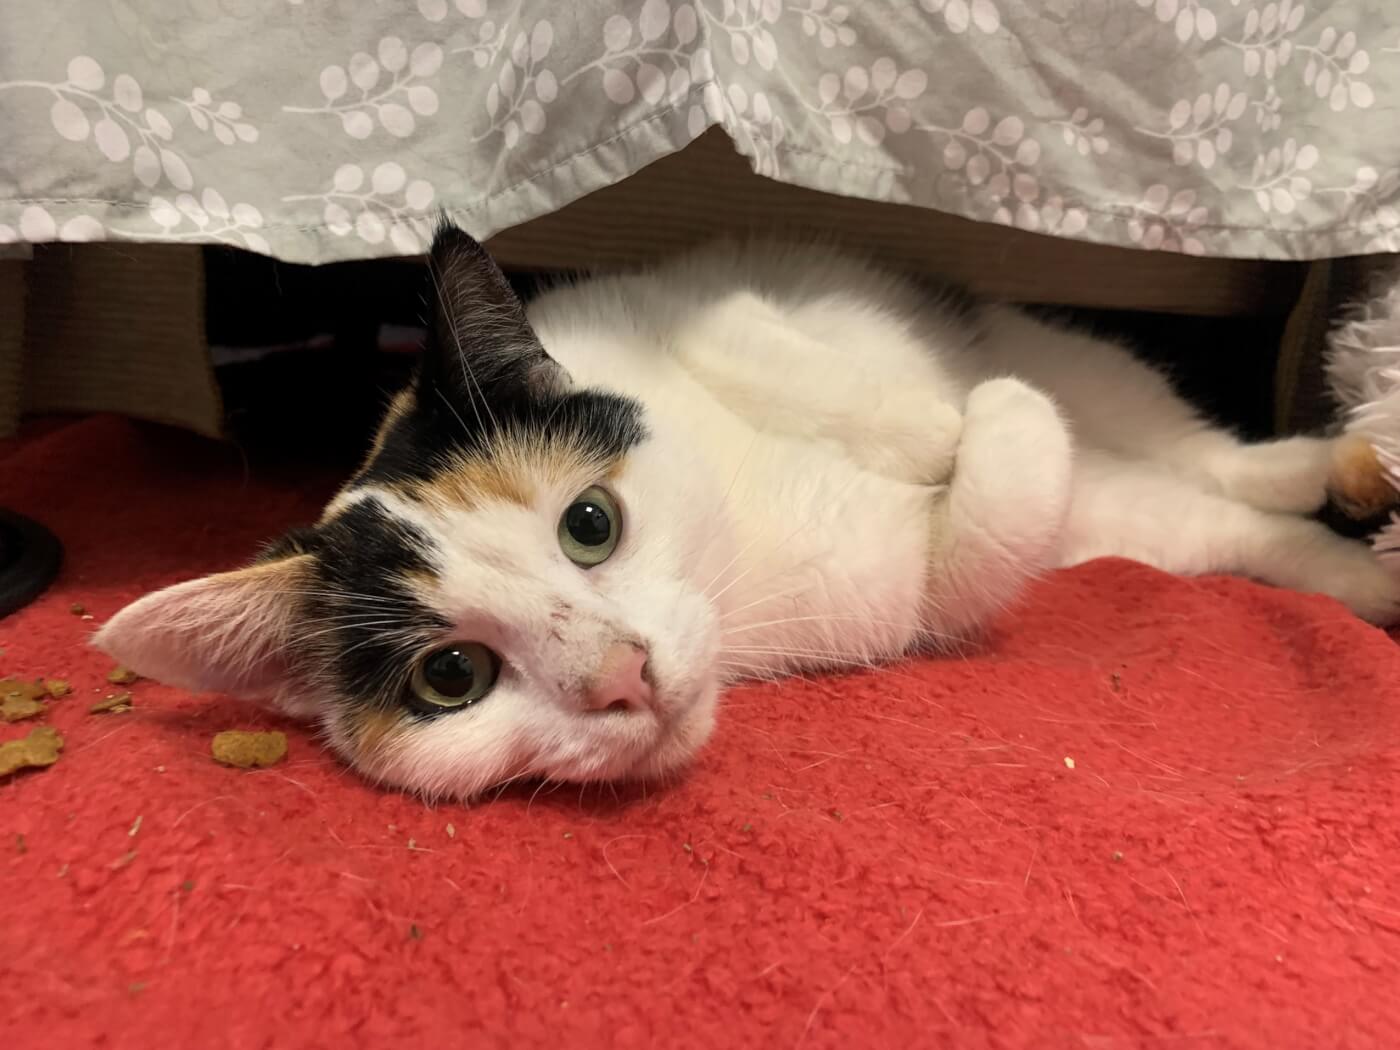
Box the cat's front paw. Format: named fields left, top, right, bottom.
left=958, top=377, right=1073, bottom=528
left=1310, top=539, right=1400, bottom=626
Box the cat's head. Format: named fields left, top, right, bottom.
left=95, top=223, right=726, bottom=799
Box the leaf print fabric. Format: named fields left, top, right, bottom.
left=1, top=1, right=1396, bottom=262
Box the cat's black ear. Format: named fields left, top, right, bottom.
left=423, top=222, right=568, bottom=407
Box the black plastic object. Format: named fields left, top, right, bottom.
left=0, top=508, right=63, bottom=618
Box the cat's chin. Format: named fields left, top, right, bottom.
left=621, top=700, right=718, bottom=785
left=620, top=704, right=717, bottom=786
left=538, top=682, right=720, bottom=789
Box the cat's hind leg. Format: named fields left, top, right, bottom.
left=976, top=307, right=1393, bottom=516
left=1142, top=428, right=1395, bottom=519
left=1062, top=451, right=1400, bottom=625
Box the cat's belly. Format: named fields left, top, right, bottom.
left=709, top=436, right=933, bottom=681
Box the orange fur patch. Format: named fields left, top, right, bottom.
left=320, top=391, right=416, bottom=521
left=414, top=452, right=533, bottom=508
left=1329, top=434, right=1399, bottom=519
left=350, top=707, right=406, bottom=764
left=408, top=434, right=625, bottom=512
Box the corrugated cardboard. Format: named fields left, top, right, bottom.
left=3, top=244, right=221, bottom=439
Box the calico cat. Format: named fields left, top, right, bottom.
left=96, top=223, right=1400, bottom=799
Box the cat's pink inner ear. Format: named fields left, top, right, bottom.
left=93, top=555, right=313, bottom=709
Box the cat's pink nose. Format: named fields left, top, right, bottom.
left=583, top=642, right=653, bottom=714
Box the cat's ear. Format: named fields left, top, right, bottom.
left=423, top=221, right=569, bottom=406
left=92, top=554, right=317, bottom=717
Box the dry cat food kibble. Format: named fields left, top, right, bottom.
left=106, top=666, right=140, bottom=685
left=1, top=679, right=48, bottom=723
left=211, top=730, right=287, bottom=768
left=0, top=726, right=63, bottom=776
left=44, top=679, right=71, bottom=699
left=90, top=693, right=133, bottom=714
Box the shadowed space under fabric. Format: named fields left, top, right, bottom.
left=2, top=415, right=1399, bottom=1048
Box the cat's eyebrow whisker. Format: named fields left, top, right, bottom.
left=268, top=622, right=406, bottom=658
left=288, top=604, right=412, bottom=621
left=265, top=586, right=405, bottom=602
left=266, top=588, right=409, bottom=610
left=284, top=625, right=400, bottom=651
left=338, top=630, right=430, bottom=662
left=309, top=612, right=415, bottom=628
left=536, top=386, right=573, bottom=437
left=285, top=615, right=413, bottom=641
left=435, top=385, right=475, bottom=442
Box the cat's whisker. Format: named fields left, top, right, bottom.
left=434, top=385, right=475, bottom=443
left=265, top=588, right=407, bottom=607
left=285, top=614, right=414, bottom=639
left=338, top=631, right=430, bottom=662
left=720, top=645, right=930, bottom=686
left=704, top=555, right=772, bottom=607
left=698, top=527, right=770, bottom=604
left=537, top=387, right=572, bottom=438
left=722, top=612, right=961, bottom=645
left=721, top=643, right=884, bottom=661
left=526, top=776, right=564, bottom=817
left=688, top=429, right=760, bottom=586
left=703, top=457, right=871, bottom=610
left=715, top=586, right=808, bottom=622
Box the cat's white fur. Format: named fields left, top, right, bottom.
left=96, top=240, right=1400, bottom=799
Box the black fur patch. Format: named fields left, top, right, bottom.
left=256, top=526, right=324, bottom=563
left=300, top=498, right=448, bottom=710
left=354, top=384, right=647, bottom=490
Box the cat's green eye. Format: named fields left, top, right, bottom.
left=410, top=642, right=498, bottom=710
left=559, top=486, right=622, bottom=567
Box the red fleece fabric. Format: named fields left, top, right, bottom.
left=3, top=415, right=1399, bottom=1050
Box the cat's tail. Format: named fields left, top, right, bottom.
left=918, top=377, right=1074, bottom=645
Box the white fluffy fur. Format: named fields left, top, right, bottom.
left=1326, top=260, right=1400, bottom=564
left=96, top=241, right=1400, bottom=799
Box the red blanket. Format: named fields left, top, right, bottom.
left=4, top=416, right=1399, bottom=1049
